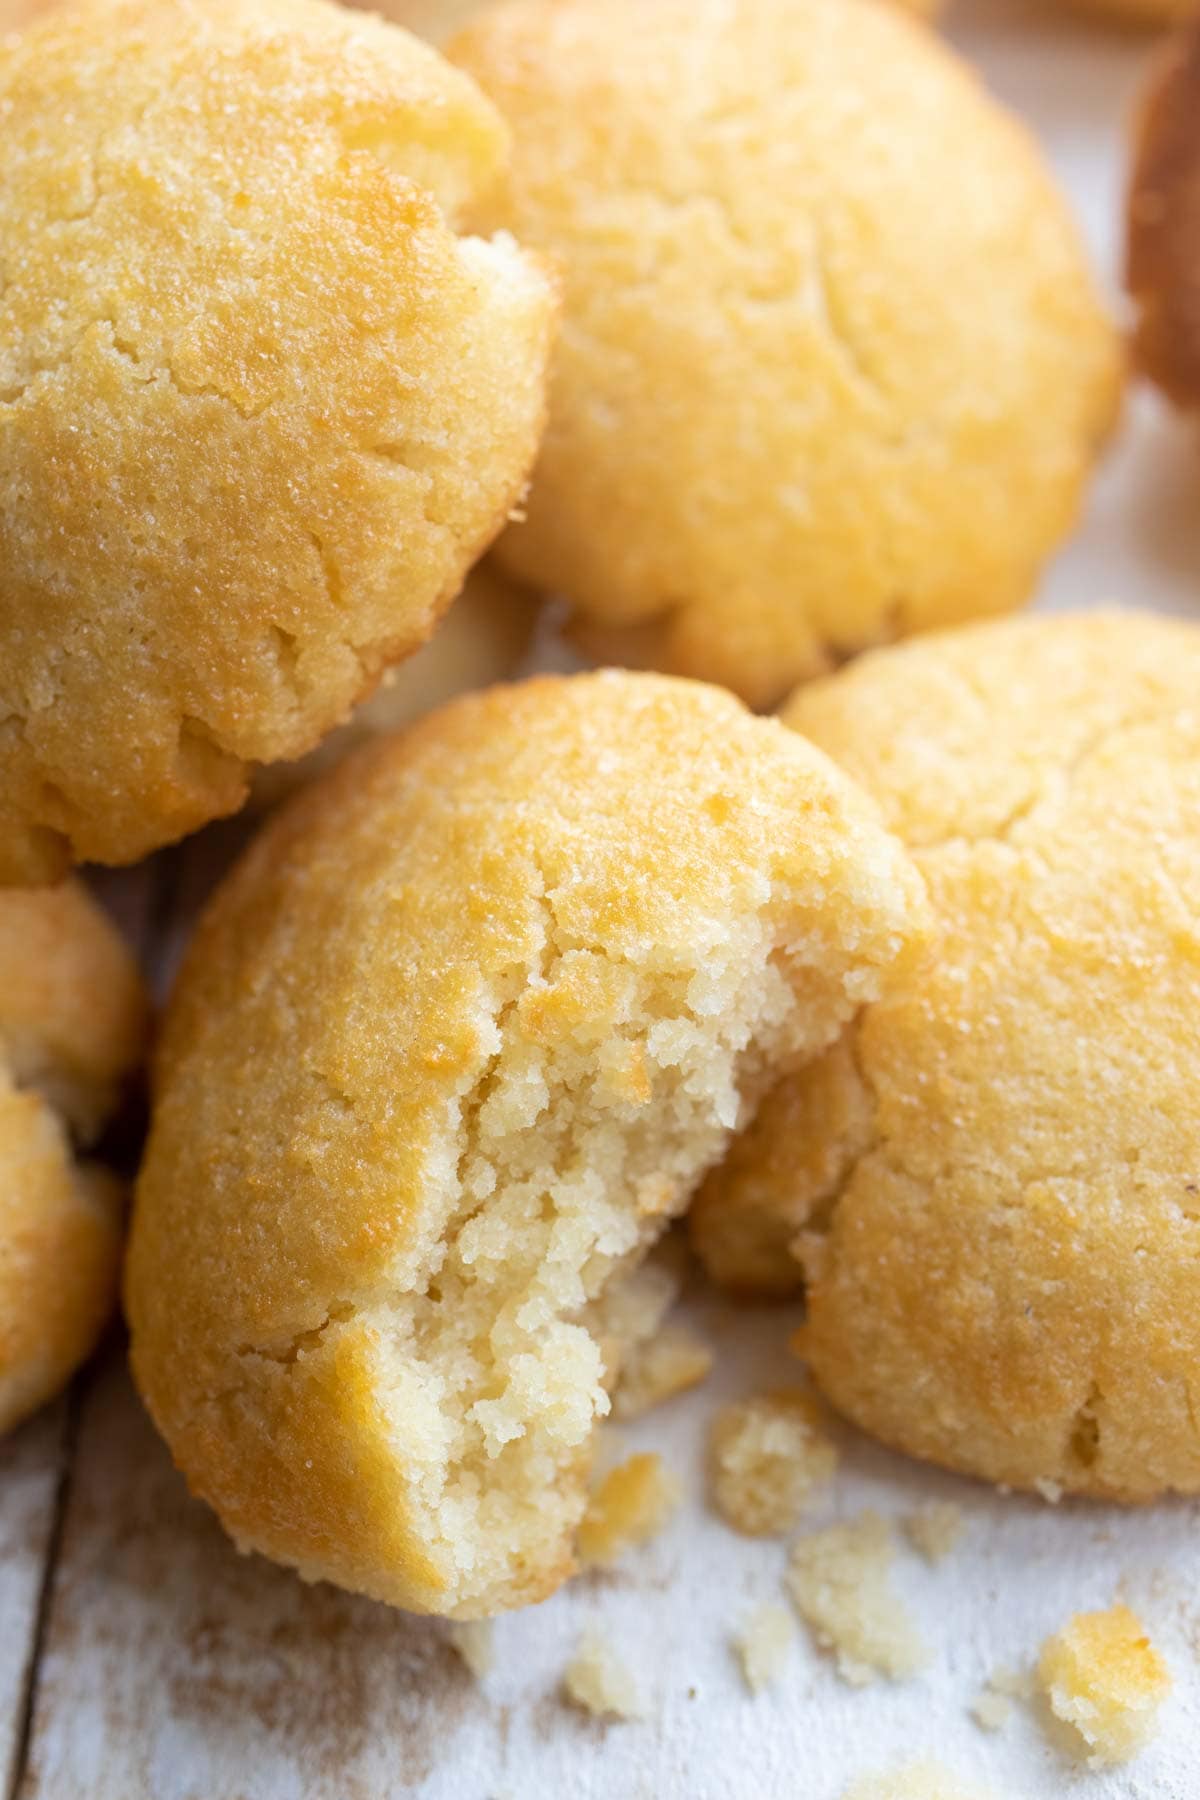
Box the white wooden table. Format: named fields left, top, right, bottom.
left=5, top=4, right=1200, bottom=1796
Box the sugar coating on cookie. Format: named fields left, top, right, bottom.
left=0, top=883, right=147, bottom=1434
left=693, top=611, right=1200, bottom=1501
left=127, top=670, right=929, bottom=1618
left=0, top=0, right=555, bottom=882
left=249, top=564, right=539, bottom=810
left=1038, top=1605, right=1171, bottom=1767
left=1127, top=22, right=1200, bottom=408
left=450, top=0, right=1119, bottom=708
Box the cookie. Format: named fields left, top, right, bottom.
left=692, top=612, right=1200, bottom=1501
left=0, top=0, right=555, bottom=882
left=450, top=0, right=1119, bottom=707
left=0, top=882, right=147, bottom=1435
left=126, top=669, right=929, bottom=1617
left=345, top=0, right=492, bottom=45
left=249, top=563, right=538, bottom=809
left=1127, top=21, right=1200, bottom=407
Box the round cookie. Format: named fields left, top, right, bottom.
left=449, top=0, right=1120, bottom=709
left=126, top=669, right=929, bottom=1617
left=692, top=611, right=1200, bottom=1502
left=1127, top=21, right=1200, bottom=407
left=250, top=563, right=538, bottom=808
left=0, top=0, right=555, bottom=883
left=0, top=882, right=147, bottom=1435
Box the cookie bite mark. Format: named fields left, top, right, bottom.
left=128, top=670, right=928, bottom=1616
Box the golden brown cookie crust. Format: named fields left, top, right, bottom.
left=1128, top=23, right=1200, bottom=407
left=0, top=0, right=555, bottom=881
left=0, top=882, right=148, bottom=1434
left=695, top=612, right=1200, bottom=1502
left=451, top=0, right=1119, bottom=707
left=249, top=563, right=539, bottom=809
left=128, top=669, right=929, bottom=1617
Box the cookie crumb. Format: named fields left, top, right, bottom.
left=733, top=1603, right=795, bottom=1693
left=988, top=1663, right=1035, bottom=1699
left=563, top=1630, right=644, bottom=1720
left=612, top=1323, right=713, bottom=1421
left=970, top=1661, right=1032, bottom=1730
left=448, top=1619, right=494, bottom=1680
left=577, top=1452, right=681, bottom=1569
left=710, top=1387, right=837, bottom=1536
left=1034, top=1477, right=1063, bottom=1504
left=841, top=1758, right=995, bottom=1799
left=904, top=1502, right=964, bottom=1566
left=787, top=1511, right=928, bottom=1685
left=969, top=1688, right=1010, bottom=1732
left=1037, top=1604, right=1170, bottom=1767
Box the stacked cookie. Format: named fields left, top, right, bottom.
left=0, top=0, right=1197, bottom=1633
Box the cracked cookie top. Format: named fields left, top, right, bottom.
left=126, top=669, right=929, bottom=1616
left=692, top=610, right=1200, bottom=1501
left=0, top=880, right=148, bottom=1434
left=449, top=0, right=1119, bottom=708
left=0, top=0, right=556, bottom=882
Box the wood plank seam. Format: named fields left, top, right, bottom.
left=6, top=1389, right=80, bottom=1800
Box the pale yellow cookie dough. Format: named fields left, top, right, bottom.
left=249, top=564, right=538, bottom=808
left=0, top=0, right=555, bottom=882
left=450, top=0, right=1119, bottom=708
left=127, top=669, right=929, bottom=1618
left=693, top=611, right=1200, bottom=1501
left=1038, top=1605, right=1171, bottom=1767
left=0, top=882, right=147, bottom=1435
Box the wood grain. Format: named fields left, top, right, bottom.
left=16, top=1358, right=493, bottom=1800
left=0, top=1407, right=68, bottom=1800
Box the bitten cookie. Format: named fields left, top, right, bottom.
left=127, top=670, right=929, bottom=1617
left=450, top=0, right=1120, bottom=708
left=0, top=0, right=555, bottom=883
left=0, top=883, right=148, bottom=1435
left=692, top=612, right=1200, bottom=1502
left=1127, top=22, right=1200, bottom=406
left=249, top=563, right=538, bottom=808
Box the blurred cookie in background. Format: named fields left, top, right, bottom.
left=1128, top=20, right=1200, bottom=404
left=0, top=882, right=147, bottom=1436
left=452, top=0, right=1120, bottom=709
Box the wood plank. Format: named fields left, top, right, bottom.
left=0, top=1405, right=68, bottom=1799
left=16, top=1357, right=492, bottom=1800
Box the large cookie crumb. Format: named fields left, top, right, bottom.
left=787, top=1512, right=928, bottom=1686
left=1038, top=1604, right=1171, bottom=1768
left=710, top=1388, right=837, bottom=1537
